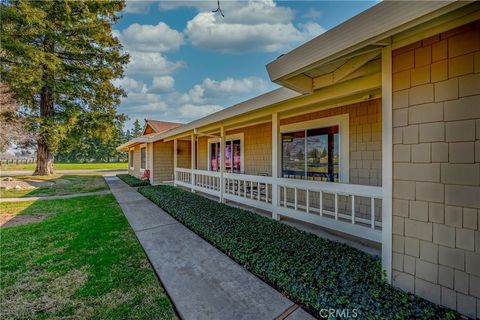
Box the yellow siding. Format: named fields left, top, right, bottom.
left=227, top=123, right=272, bottom=175
left=153, top=140, right=174, bottom=183
left=177, top=140, right=192, bottom=169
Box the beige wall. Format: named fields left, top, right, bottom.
left=153, top=140, right=174, bottom=183
left=281, top=99, right=382, bottom=187
left=128, top=145, right=141, bottom=178
left=195, top=123, right=272, bottom=175
left=127, top=144, right=150, bottom=179
left=391, top=22, right=480, bottom=318
left=177, top=140, right=192, bottom=169
left=228, top=123, right=272, bottom=175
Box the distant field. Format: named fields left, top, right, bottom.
left=1, top=162, right=127, bottom=171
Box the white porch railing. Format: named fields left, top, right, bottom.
left=174, top=168, right=382, bottom=243
left=175, top=168, right=221, bottom=197
left=224, top=173, right=274, bottom=212
left=276, top=178, right=382, bottom=242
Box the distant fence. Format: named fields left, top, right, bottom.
left=0, top=157, right=35, bottom=165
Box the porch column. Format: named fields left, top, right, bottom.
left=173, top=138, right=178, bottom=186
left=149, top=142, right=154, bottom=185
left=271, top=112, right=279, bottom=220
left=381, top=45, right=393, bottom=284
left=191, top=133, right=196, bottom=192
left=219, top=125, right=225, bottom=203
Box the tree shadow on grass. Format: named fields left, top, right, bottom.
left=0, top=195, right=176, bottom=319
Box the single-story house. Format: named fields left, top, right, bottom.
left=118, top=120, right=182, bottom=180
left=118, top=1, right=480, bottom=317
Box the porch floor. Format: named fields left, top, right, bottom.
left=183, top=186, right=381, bottom=257
left=107, top=177, right=314, bottom=320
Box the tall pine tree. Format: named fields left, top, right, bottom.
left=0, top=0, right=129, bottom=175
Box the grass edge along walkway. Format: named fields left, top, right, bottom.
left=138, top=185, right=457, bottom=320
left=0, top=194, right=176, bottom=319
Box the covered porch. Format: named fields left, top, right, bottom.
left=168, top=44, right=389, bottom=243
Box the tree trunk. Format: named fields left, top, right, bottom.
left=34, top=140, right=54, bottom=175
left=33, top=85, right=55, bottom=176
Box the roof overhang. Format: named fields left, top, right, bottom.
left=150, top=87, right=301, bottom=142
left=266, top=1, right=474, bottom=93
left=116, top=137, right=150, bottom=152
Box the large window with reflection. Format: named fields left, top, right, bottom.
left=282, top=124, right=341, bottom=182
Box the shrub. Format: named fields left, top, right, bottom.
left=117, top=174, right=150, bottom=187
left=138, top=185, right=456, bottom=319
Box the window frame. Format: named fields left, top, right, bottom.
left=280, top=114, right=349, bottom=183
left=207, top=133, right=244, bottom=173
left=140, top=144, right=147, bottom=172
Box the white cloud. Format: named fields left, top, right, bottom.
left=116, top=22, right=184, bottom=52
left=150, top=76, right=175, bottom=93
left=181, top=76, right=270, bottom=104
left=113, top=77, right=147, bottom=94
left=119, top=75, right=272, bottom=125
left=184, top=0, right=325, bottom=53
left=125, top=51, right=184, bottom=75
left=179, top=104, right=224, bottom=118
left=124, top=1, right=151, bottom=14
left=303, top=8, right=322, bottom=20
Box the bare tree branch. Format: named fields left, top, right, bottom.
left=212, top=0, right=224, bottom=17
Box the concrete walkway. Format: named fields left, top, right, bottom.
left=105, top=176, right=314, bottom=320
left=0, top=190, right=111, bottom=202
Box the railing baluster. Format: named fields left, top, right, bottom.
left=334, top=193, right=338, bottom=220
left=319, top=191, right=323, bottom=216
left=250, top=181, right=253, bottom=199
left=306, top=189, right=309, bottom=214
left=351, top=195, right=355, bottom=224
left=371, top=197, right=375, bottom=229
left=294, top=188, right=298, bottom=211
left=283, top=187, right=287, bottom=208
left=265, top=184, right=269, bottom=203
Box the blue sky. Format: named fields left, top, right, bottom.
left=114, top=0, right=377, bottom=128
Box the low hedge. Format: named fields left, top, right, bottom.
left=138, top=185, right=456, bottom=319
left=117, top=174, right=150, bottom=187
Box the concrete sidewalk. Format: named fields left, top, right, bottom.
left=105, top=176, right=314, bottom=320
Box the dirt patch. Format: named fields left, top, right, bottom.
left=0, top=268, right=89, bottom=319
left=0, top=178, right=55, bottom=191
left=0, top=214, right=46, bottom=228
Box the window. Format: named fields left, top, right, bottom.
left=129, top=150, right=134, bottom=168
left=140, top=147, right=146, bottom=170
left=208, top=134, right=243, bottom=173
left=281, top=114, right=348, bottom=183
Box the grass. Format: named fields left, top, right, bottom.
left=117, top=174, right=150, bottom=187
left=1, top=162, right=127, bottom=171
left=0, top=195, right=176, bottom=319
left=0, top=175, right=108, bottom=198
left=139, top=185, right=456, bottom=319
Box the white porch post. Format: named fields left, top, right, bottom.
left=219, top=125, right=225, bottom=203
left=191, top=133, right=196, bottom=192
left=381, top=45, right=393, bottom=284
left=149, top=142, right=154, bottom=185
left=173, top=138, right=178, bottom=186
left=271, top=112, right=279, bottom=220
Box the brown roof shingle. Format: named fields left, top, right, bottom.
left=143, top=120, right=182, bottom=135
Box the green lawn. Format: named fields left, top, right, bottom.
left=1, top=162, right=127, bottom=171
left=0, top=175, right=108, bottom=198
left=0, top=195, right=176, bottom=319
